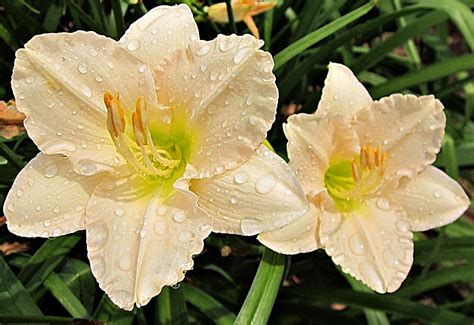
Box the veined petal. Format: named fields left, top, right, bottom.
left=353, top=94, right=445, bottom=186
left=392, top=166, right=470, bottom=232
left=285, top=113, right=359, bottom=197
left=155, top=34, right=277, bottom=178
left=12, top=31, right=157, bottom=175
left=119, top=4, right=199, bottom=68
left=319, top=197, right=413, bottom=293
left=86, top=174, right=211, bottom=310
left=258, top=202, right=320, bottom=254
left=316, top=63, right=372, bottom=118
left=5, top=154, right=103, bottom=237
left=189, top=145, right=308, bottom=235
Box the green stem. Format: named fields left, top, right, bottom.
left=224, top=0, right=237, bottom=34
left=156, top=286, right=189, bottom=324
left=111, top=0, right=126, bottom=38
left=235, top=248, right=286, bottom=324
left=0, top=141, right=23, bottom=168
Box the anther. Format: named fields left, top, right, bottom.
left=351, top=160, right=360, bottom=182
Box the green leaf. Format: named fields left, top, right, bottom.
left=18, top=235, right=81, bottom=290
left=285, top=287, right=474, bottom=323
left=235, top=248, right=286, bottom=324
left=414, top=237, right=474, bottom=264
left=407, top=0, right=474, bottom=51
left=156, top=286, right=189, bottom=324
left=182, top=283, right=235, bottom=325
left=342, top=272, right=390, bottom=325
left=350, top=10, right=448, bottom=73
left=369, top=53, right=474, bottom=98
left=0, top=255, right=42, bottom=315
left=397, top=263, right=474, bottom=297
left=43, top=272, right=89, bottom=318
left=273, top=1, right=375, bottom=70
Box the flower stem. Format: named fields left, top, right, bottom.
left=235, top=248, right=287, bottom=324
left=224, top=0, right=237, bottom=34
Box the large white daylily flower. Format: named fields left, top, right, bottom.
left=258, top=63, right=470, bottom=293
left=4, top=4, right=308, bottom=310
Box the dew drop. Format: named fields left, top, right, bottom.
left=255, top=175, right=276, bottom=194
left=154, top=220, right=167, bottom=235
left=433, top=191, right=441, bottom=198
left=229, top=196, right=237, bottom=204
left=396, top=220, right=410, bottom=233
left=53, top=205, right=61, bottom=214
left=138, top=64, right=147, bottom=73
left=52, top=228, right=62, bottom=236
left=376, top=198, right=390, bottom=211
left=233, top=47, right=251, bottom=64
left=89, top=48, right=98, bottom=57
left=178, top=230, right=193, bottom=243
left=234, top=172, right=248, bottom=184
left=240, top=219, right=260, bottom=236
left=44, top=164, right=58, bottom=178
left=173, top=210, right=186, bottom=223
left=80, top=84, right=92, bottom=98
left=16, top=189, right=24, bottom=198
left=195, top=44, right=210, bottom=56
left=88, top=222, right=108, bottom=251
left=127, top=39, right=141, bottom=51
left=7, top=204, right=14, bottom=212
left=26, top=76, right=35, bottom=84
left=78, top=63, right=88, bottom=74
left=43, top=219, right=51, bottom=227
left=349, top=234, right=366, bottom=255
left=114, top=207, right=125, bottom=217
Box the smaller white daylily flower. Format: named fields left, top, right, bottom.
left=258, top=63, right=470, bottom=293
left=207, top=0, right=276, bottom=39
left=4, top=4, right=308, bottom=310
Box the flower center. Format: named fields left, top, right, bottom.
left=104, top=92, right=183, bottom=179
left=324, top=146, right=387, bottom=211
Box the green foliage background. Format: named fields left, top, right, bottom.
left=0, top=0, right=474, bottom=324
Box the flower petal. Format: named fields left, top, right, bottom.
left=353, top=94, right=445, bottom=185
left=119, top=4, right=199, bottom=68
left=5, top=154, right=103, bottom=237
left=392, top=166, right=469, bottom=232
left=257, top=202, right=320, bottom=254
left=86, top=174, right=211, bottom=310
left=316, top=63, right=372, bottom=118
left=12, top=31, right=157, bottom=175
left=155, top=34, right=277, bottom=178
left=285, top=113, right=360, bottom=197
left=320, top=197, right=413, bottom=293
left=190, top=145, right=308, bottom=235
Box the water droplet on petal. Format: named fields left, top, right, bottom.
left=114, top=207, right=125, bottom=217
left=255, top=175, right=276, bottom=194
left=80, top=84, right=92, bottom=98
left=43, top=219, right=51, bottom=227
left=88, top=222, right=108, bottom=251
left=229, top=196, right=237, bottom=204
left=396, top=220, right=410, bottom=233
left=240, top=219, right=261, bottom=236
left=127, top=39, right=140, bottom=51
left=233, top=47, right=251, bottom=64
left=178, top=230, right=193, bottom=243
left=196, top=44, right=210, bottom=56
left=16, top=189, right=24, bottom=197
left=433, top=191, right=441, bottom=198
left=173, top=210, right=186, bottom=223
left=26, top=76, right=35, bottom=84
left=376, top=198, right=390, bottom=210
left=53, top=205, right=61, bottom=214
left=234, top=172, right=248, bottom=184
left=154, top=220, right=166, bottom=235
left=78, top=63, right=88, bottom=74
left=138, top=64, right=147, bottom=73
left=52, top=228, right=62, bottom=236
left=349, top=233, right=366, bottom=255
left=44, top=164, right=58, bottom=178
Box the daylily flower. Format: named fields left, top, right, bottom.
left=207, top=0, right=276, bottom=39
left=258, top=63, right=470, bottom=293
left=4, top=4, right=308, bottom=309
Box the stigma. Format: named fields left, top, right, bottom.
left=104, top=92, right=181, bottom=178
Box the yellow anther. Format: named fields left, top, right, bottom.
left=351, top=160, right=360, bottom=182
left=135, top=97, right=148, bottom=131
left=110, top=96, right=126, bottom=134
left=132, top=111, right=146, bottom=146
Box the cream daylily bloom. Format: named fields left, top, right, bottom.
left=207, top=0, right=276, bottom=39
left=258, top=63, right=470, bottom=293
left=4, top=4, right=308, bottom=310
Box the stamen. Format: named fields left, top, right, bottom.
left=351, top=160, right=360, bottom=182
